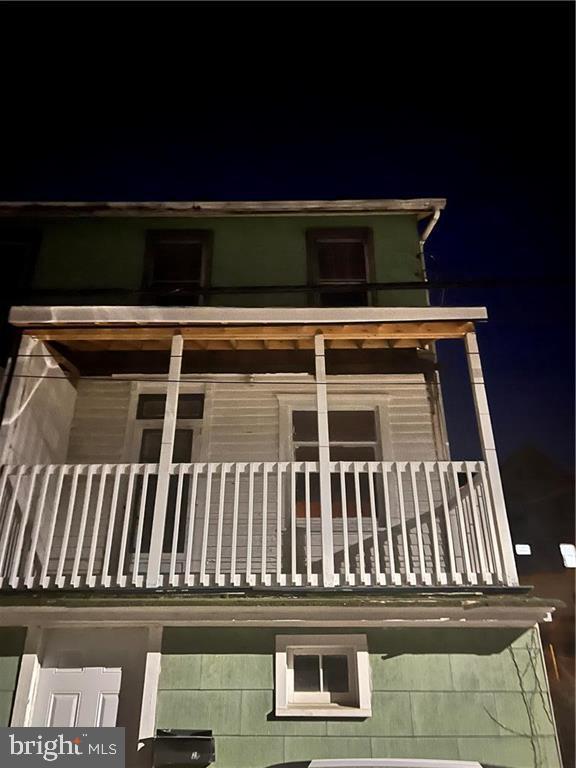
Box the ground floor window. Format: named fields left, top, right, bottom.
left=275, top=634, right=371, bottom=717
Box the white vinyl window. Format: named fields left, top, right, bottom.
left=275, top=635, right=371, bottom=718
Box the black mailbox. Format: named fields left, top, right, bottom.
left=153, top=729, right=215, bottom=768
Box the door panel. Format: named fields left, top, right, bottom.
left=47, top=693, right=79, bottom=727
left=96, top=692, right=120, bottom=727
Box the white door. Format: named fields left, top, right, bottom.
left=32, top=667, right=122, bottom=727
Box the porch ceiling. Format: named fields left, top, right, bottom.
left=26, top=320, right=475, bottom=352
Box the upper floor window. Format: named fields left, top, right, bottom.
left=143, top=230, right=212, bottom=305
left=307, top=228, right=374, bottom=307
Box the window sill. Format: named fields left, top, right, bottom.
left=276, top=704, right=371, bottom=718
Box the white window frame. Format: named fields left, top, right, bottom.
left=277, top=394, right=393, bottom=462
left=122, top=381, right=207, bottom=462
left=275, top=634, right=371, bottom=718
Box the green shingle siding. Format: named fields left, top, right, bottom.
left=30, top=214, right=424, bottom=307
left=157, top=626, right=561, bottom=768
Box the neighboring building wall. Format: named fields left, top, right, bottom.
left=0, top=627, right=25, bottom=726
left=1, top=339, right=76, bottom=465
left=157, top=626, right=561, bottom=768
left=29, top=215, right=424, bottom=307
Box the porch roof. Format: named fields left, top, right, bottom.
left=10, top=305, right=487, bottom=328
left=11, top=306, right=486, bottom=352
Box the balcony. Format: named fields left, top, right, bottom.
left=0, top=305, right=518, bottom=592
left=0, top=459, right=507, bottom=590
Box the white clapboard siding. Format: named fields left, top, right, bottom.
left=66, top=381, right=132, bottom=463
left=207, top=377, right=439, bottom=462
left=62, top=375, right=439, bottom=465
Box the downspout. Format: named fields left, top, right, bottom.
left=418, top=206, right=450, bottom=462
left=419, top=206, right=442, bottom=247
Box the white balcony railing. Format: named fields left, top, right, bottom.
left=0, top=460, right=508, bottom=590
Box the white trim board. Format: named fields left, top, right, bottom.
left=9, top=305, right=488, bottom=327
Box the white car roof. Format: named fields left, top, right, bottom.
left=309, top=760, right=484, bottom=768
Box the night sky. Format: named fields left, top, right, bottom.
left=0, top=1, right=573, bottom=470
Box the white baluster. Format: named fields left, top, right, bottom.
left=230, top=463, right=241, bottom=587
left=367, top=463, right=384, bottom=585
left=116, top=464, right=138, bottom=588
left=215, top=463, right=227, bottom=587
left=40, top=464, right=66, bottom=588
left=200, top=464, right=213, bottom=586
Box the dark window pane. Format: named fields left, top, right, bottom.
left=139, top=429, right=162, bottom=462
left=330, top=446, right=376, bottom=461
left=151, top=242, right=203, bottom=285
left=292, top=411, right=318, bottom=442
left=139, top=429, right=193, bottom=462
left=317, top=242, right=367, bottom=281
left=173, top=429, right=193, bottom=462
left=294, top=446, right=320, bottom=461
left=137, top=394, right=167, bottom=420
left=328, top=411, right=376, bottom=442
left=177, top=394, right=205, bottom=419
left=294, top=655, right=321, bottom=692
left=137, top=394, right=204, bottom=420
left=323, top=655, right=349, bottom=693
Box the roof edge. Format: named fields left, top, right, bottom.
left=0, top=198, right=446, bottom=218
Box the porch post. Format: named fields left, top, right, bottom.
left=146, top=333, right=183, bottom=587
left=10, top=625, right=42, bottom=726
left=465, top=331, right=518, bottom=585
left=138, top=626, right=163, bottom=744
left=314, top=333, right=335, bottom=587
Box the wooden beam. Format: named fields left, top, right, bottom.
left=25, top=320, right=474, bottom=346
left=44, top=342, right=80, bottom=383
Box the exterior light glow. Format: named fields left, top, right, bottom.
left=515, top=544, right=531, bottom=556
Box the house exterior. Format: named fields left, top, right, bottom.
left=0, top=200, right=563, bottom=768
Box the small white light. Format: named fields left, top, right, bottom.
left=559, top=543, right=576, bottom=568
left=515, top=544, right=532, bottom=556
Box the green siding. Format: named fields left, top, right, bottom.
left=30, top=214, right=424, bottom=307
left=0, top=627, right=25, bottom=727
left=157, top=626, right=561, bottom=768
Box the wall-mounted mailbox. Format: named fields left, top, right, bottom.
left=153, top=729, right=215, bottom=768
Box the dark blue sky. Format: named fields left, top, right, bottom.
left=0, top=1, right=573, bottom=467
